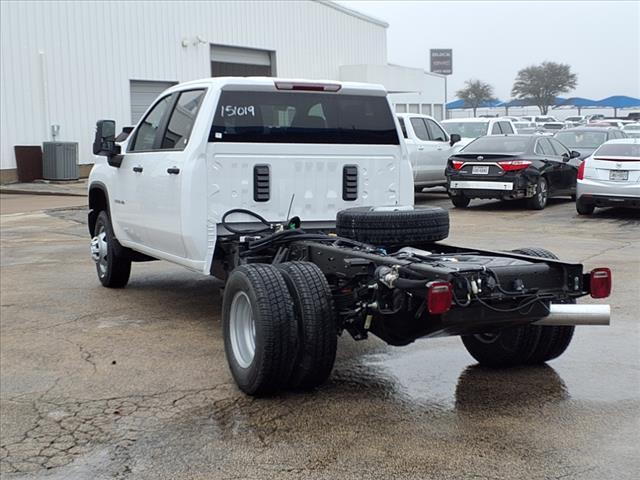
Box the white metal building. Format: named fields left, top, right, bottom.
left=0, top=0, right=445, bottom=182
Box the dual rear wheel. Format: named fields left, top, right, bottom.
left=222, top=262, right=337, bottom=396
left=461, top=247, right=575, bottom=367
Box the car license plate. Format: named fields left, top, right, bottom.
left=609, top=170, right=628, bottom=181
left=472, top=166, right=489, bottom=175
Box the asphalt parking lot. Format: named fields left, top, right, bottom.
left=1, top=192, right=638, bottom=480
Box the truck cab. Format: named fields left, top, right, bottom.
left=89, top=77, right=413, bottom=275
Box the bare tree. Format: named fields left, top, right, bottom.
left=455, top=79, right=496, bottom=117
left=511, top=61, right=578, bottom=114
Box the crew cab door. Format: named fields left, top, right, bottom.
left=116, top=89, right=205, bottom=258
left=406, top=117, right=442, bottom=184
left=549, top=137, right=579, bottom=192
left=534, top=137, right=565, bottom=194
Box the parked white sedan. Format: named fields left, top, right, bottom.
left=576, top=138, right=640, bottom=214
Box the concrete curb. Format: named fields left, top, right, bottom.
left=0, top=188, right=87, bottom=197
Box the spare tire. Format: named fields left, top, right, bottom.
left=336, top=206, right=449, bottom=245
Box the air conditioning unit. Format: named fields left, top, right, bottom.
left=42, top=142, right=79, bottom=180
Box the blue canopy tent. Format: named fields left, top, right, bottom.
left=594, top=96, right=640, bottom=117
left=446, top=99, right=503, bottom=110
left=552, top=97, right=599, bottom=115
left=498, top=97, right=566, bottom=115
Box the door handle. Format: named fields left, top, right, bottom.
left=167, top=167, right=180, bottom=175
left=417, top=146, right=424, bottom=151
left=132, top=166, right=143, bottom=173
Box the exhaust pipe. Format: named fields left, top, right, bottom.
left=534, top=304, right=610, bottom=326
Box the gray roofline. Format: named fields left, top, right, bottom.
left=314, top=0, right=389, bottom=28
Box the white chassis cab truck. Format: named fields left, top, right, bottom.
left=89, top=77, right=612, bottom=396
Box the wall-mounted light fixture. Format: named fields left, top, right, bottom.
left=181, top=35, right=208, bottom=47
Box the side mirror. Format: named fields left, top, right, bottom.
left=570, top=150, right=581, bottom=159
left=93, top=120, right=123, bottom=167
left=449, top=133, right=461, bottom=146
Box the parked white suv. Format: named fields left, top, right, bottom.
left=396, top=113, right=461, bottom=191
left=440, top=117, right=516, bottom=148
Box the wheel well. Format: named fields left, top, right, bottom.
left=88, top=186, right=108, bottom=235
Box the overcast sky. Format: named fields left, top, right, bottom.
left=339, top=1, right=640, bottom=102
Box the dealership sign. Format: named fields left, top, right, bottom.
left=430, top=49, right=452, bottom=75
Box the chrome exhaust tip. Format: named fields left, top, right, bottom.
left=534, top=303, right=610, bottom=326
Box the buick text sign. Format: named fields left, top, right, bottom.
left=430, top=49, right=452, bottom=75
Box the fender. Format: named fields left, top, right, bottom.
left=87, top=181, right=111, bottom=236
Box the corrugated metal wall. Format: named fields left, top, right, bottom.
left=0, top=1, right=387, bottom=170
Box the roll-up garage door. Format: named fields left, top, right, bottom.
left=130, top=80, right=177, bottom=124
left=210, top=44, right=274, bottom=77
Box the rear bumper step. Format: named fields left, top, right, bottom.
left=534, top=303, right=610, bottom=326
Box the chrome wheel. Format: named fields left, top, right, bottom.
left=229, top=291, right=256, bottom=368
left=90, top=225, right=108, bottom=278
left=537, top=179, right=548, bottom=207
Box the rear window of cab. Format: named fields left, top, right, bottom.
left=209, top=90, right=399, bottom=145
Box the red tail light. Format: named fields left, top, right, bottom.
left=577, top=160, right=586, bottom=180
left=427, top=281, right=453, bottom=314
left=498, top=160, right=532, bottom=171
left=590, top=268, right=612, bottom=298
left=275, top=81, right=341, bottom=92
left=451, top=160, right=464, bottom=170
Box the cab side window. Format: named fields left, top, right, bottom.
left=499, top=121, right=514, bottom=134
left=425, top=118, right=448, bottom=141
left=410, top=118, right=429, bottom=141
left=491, top=122, right=501, bottom=134
left=130, top=95, right=173, bottom=152
left=162, top=89, right=206, bottom=149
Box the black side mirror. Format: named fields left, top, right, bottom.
left=93, top=120, right=123, bottom=167
left=449, top=133, right=461, bottom=146
left=570, top=150, right=581, bottom=159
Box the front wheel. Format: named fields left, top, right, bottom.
left=527, top=176, right=548, bottom=210
left=91, top=211, right=131, bottom=288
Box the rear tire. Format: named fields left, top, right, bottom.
left=511, top=248, right=575, bottom=364
left=277, top=262, right=337, bottom=390
left=91, top=211, right=131, bottom=288
left=222, top=264, right=297, bottom=396
left=527, top=176, right=548, bottom=210
left=450, top=195, right=470, bottom=208
left=576, top=198, right=595, bottom=215
left=461, top=326, right=541, bottom=368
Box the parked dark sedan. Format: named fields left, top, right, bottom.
left=554, top=127, right=627, bottom=160
left=446, top=135, right=581, bottom=209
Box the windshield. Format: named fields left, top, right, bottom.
left=554, top=131, right=607, bottom=148
left=565, top=117, right=582, bottom=122
left=543, top=124, right=563, bottom=130
left=210, top=91, right=399, bottom=144
left=441, top=122, right=488, bottom=138
left=594, top=143, right=640, bottom=159
left=461, top=136, right=530, bottom=154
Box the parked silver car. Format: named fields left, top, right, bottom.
left=576, top=138, right=640, bottom=214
